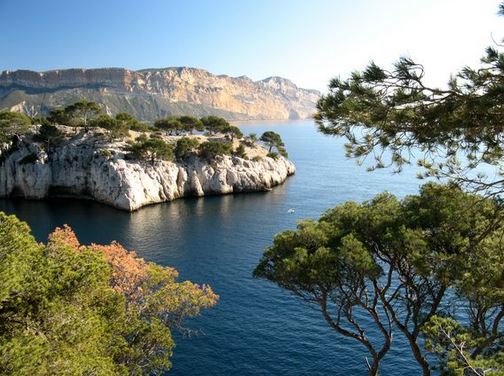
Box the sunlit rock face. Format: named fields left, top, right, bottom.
left=0, top=67, right=320, bottom=121
left=0, top=127, right=295, bottom=211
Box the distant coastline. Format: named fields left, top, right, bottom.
left=0, top=67, right=320, bottom=122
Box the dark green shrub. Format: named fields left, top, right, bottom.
left=178, top=116, right=204, bottom=134
left=33, top=124, right=64, bottom=149
left=175, top=137, right=200, bottom=160
left=115, top=112, right=149, bottom=132
left=155, top=117, right=183, bottom=135
left=260, top=131, right=285, bottom=153
left=0, top=111, right=32, bottom=142
left=200, top=116, right=230, bottom=135
left=99, top=149, right=113, bottom=158
left=90, top=115, right=130, bottom=140
left=235, top=144, right=247, bottom=159
left=198, top=141, right=232, bottom=160
left=128, top=136, right=174, bottom=164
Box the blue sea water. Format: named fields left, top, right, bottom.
left=0, top=120, right=427, bottom=375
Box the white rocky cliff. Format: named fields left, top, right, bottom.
left=0, top=127, right=295, bottom=211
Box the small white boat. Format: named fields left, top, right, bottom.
left=287, top=208, right=295, bottom=214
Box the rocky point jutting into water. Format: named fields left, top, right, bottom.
left=0, top=67, right=320, bottom=121
left=0, top=125, right=295, bottom=211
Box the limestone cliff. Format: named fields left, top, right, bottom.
left=0, top=126, right=295, bottom=210
left=0, top=67, right=320, bottom=121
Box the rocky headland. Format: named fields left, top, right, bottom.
left=0, top=125, right=295, bottom=211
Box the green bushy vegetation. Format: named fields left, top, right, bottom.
left=260, top=131, right=287, bottom=157
left=0, top=102, right=290, bottom=164
left=0, top=212, right=217, bottom=375
left=0, top=111, right=32, bottom=143
left=99, top=149, right=113, bottom=158
left=200, top=115, right=230, bottom=135
left=235, top=144, right=247, bottom=159
left=255, top=3, right=504, bottom=375
left=55, top=100, right=101, bottom=127
left=198, top=140, right=233, bottom=160
left=178, top=115, right=204, bottom=134
left=174, top=137, right=200, bottom=160
left=128, top=134, right=174, bottom=164
left=255, top=183, right=504, bottom=375
left=154, top=117, right=184, bottom=135
left=33, top=124, right=64, bottom=150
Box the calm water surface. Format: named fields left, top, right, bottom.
left=0, top=121, right=426, bottom=375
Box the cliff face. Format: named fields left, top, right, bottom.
left=0, top=67, right=320, bottom=121
left=0, top=127, right=295, bottom=211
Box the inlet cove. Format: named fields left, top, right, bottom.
left=1, top=2, right=503, bottom=375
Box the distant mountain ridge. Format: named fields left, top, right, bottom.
left=0, top=67, right=320, bottom=121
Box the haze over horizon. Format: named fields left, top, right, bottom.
left=1, top=0, right=503, bottom=92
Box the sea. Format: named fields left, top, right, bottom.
left=0, top=120, right=428, bottom=375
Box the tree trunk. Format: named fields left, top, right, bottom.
left=367, top=356, right=380, bottom=376
left=405, top=332, right=430, bottom=376
left=320, top=301, right=385, bottom=376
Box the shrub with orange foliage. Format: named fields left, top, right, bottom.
left=1, top=216, right=218, bottom=375
left=49, top=225, right=218, bottom=329
left=46, top=224, right=81, bottom=250
left=90, top=241, right=148, bottom=300
left=89, top=239, right=218, bottom=332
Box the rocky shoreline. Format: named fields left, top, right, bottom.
left=0, top=127, right=295, bottom=211
left=0, top=67, right=320, bottom=121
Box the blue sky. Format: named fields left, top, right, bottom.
left=1, top=0, right=503, bottom=91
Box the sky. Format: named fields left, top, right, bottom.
left=1, top=0, right=503, bottom=92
